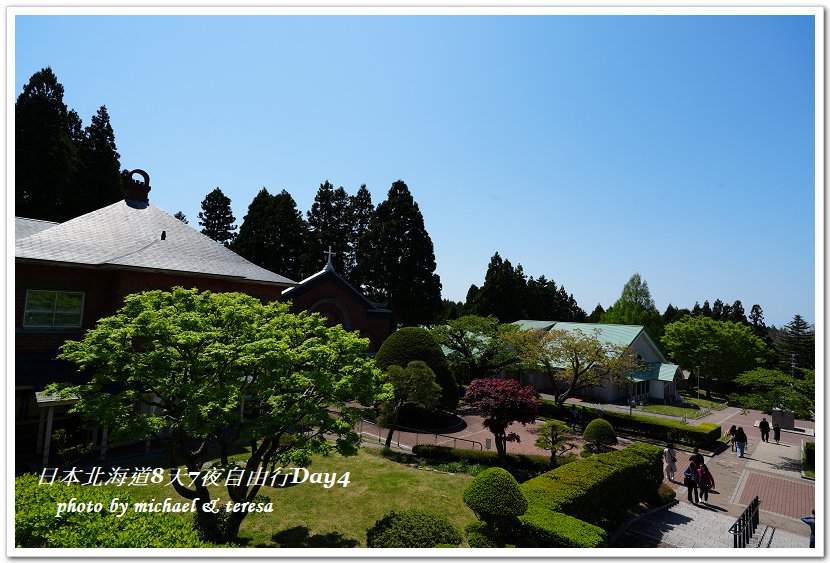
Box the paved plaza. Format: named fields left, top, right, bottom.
left=364, top=402, right=816, bottom=550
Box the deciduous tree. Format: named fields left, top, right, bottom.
left=462, top=378, right=539, bottom=461
left=379, top=361, right=441, bottom=448
left=730, top=368, right=814, bottom=419
left=47, top=287, right=380, bottom=544
left=430, top=315, right=521, bottom=383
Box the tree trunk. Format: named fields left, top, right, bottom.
left=384, top=409, right=399, bottom=448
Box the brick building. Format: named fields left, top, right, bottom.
left=15, top=171, right=392, bottom=466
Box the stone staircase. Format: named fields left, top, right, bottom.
left=747, top=525, right=807, bottom=548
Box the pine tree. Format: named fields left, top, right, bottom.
left=779, top=314, right=815, bottom=373
left=304, top=181, right=350, bottom=276
left=600, top=273, right=665, bottom=338
left=729, top=300, right=747, bottom=324
left=73, top=105, right=123, bottom=218
left=347, top=184, right=375, bottom=288
left=662, top=303, right=679, bottom=324
left=360, top=180, right=441, bottom=326
left=691, top=302, right=702, bottom=316
left=701, top=300, right=712, bottom=317
left=588, top=303, right=605, bottom=323
left=749, top=304, right=766, bottom=333
left=198, top=187, right=237, bottom=246
left=16, top=67, right=80, bottom=222
left=174, top=211, right=188, bottom=224
left=711, top=299, right=724, bottom=321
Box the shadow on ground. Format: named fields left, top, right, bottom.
left=269, top=526, right=360, bottom=548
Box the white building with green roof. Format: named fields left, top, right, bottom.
left=513, top=320, right=683, bottom=404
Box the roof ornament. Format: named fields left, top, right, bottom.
left=324, top=246, right=336, bottom=271
left=124, top=169, right=151, bottom=207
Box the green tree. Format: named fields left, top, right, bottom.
left=467, top=252, right=529, bottom=323
left=173, top=211, right=188, bottom=223
left=346, top=184, right=374, bottom=289
left=731, top=368, right=814, bottom=419
left=526, top=275, right=586, bottom=322
left=360, top=180, right=441, bottom=326
left=232, top=188, right=307, bottom=279
left=73, top=105, right=124, bottom=218
left=506, top=328, right=639, bottom=406
left=430, top=315, right=521, bottom=383
left=661, top=316, right=772, bottom=398
left=588, top=303, right=605, bottom=323
left=729, top=300, right=748, bottom=324
left=462, top=378, right=539, bottom=461
left=304, top=181, right=351, bottom=276
left=374, top=326, right=458, bottom=412
left=380, top=361, right=442, bottom=448
left=778, top=314, right=815, bottom=373
left=47, top=287, right=380, bottom=544
left=16, top=67, right=80, bottom=222
left=534, top=420, right=577, bottom=467
left=198, top=187, right=237, bottom=246
left=600, top=273, right=664, bottom=339
left=582, top=419, right=618, bottom=453
left=712, top=299, right=724, bottom=321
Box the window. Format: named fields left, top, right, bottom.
left=23, top=290, right=84, bottom=328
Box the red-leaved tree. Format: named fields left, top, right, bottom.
left=463, top=378, right=540, bottom=462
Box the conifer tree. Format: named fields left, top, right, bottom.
left=588, top=303, right=605, bottom=323
left=198, top=187, right=237, bottom=246
left=360, top=180, right=441, bottom=326
left=16, top=67, right=80, bottom=221
left=73, top=105, right=123, bottom=218
left=467, top=253, right=529, bottom=323
left=346, top=184, right=374, bottom=288
left=304, top=181, right=350, bottom=276
left=232, top=188, right=307, bottom=280
left=600, top=273, right=665, bottom=338
left=174, top=211, right=188, bottom=224
left=779, top=314, right=815, bottom=373
left=729, top=300, right=747, bottom=324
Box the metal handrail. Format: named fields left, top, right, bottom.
left=357, top=419, right=484, bottom=451
left=728, top=496, right=761, bottom=548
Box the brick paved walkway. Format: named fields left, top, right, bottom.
left=738, top=473, right=814, bottom=520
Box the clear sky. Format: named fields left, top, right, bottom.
left=12, top=10, right=818, bottom=328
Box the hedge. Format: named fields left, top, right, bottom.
left=366, top=509, right=462, bottom=548
left=538, top=400, right=721, bottom=449
left=462, top=467, right=527, bottom=519
left=411, top=444, right=565, bottom=472
left=520, top=442, right=663, bottom=531
left=518, top=507, right=607, bottom=548
left=803, top=441, right=815, bottom=474
left=15, top=474, right=212, bottom=548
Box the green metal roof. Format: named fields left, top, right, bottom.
left=629, top=362, right=681, bottom=382
left=512, top=320, right=644, bottom=347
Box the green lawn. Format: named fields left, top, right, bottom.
left=637, top=404, right=708, bottom=418
left=124, top=448, right=476, bottom=547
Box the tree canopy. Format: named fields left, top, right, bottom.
left=661, top=316, right=773, bottom=398
left=430, top=315, right=520, bottom=383
left=304, top=181, right=351, bottom=276
left=462, top=378, right=539, bottom=460
left=600, top=273, right=664, bottom=339
left=379, top=361, right=442, bottom=447
left=198, top=187, right=237, bottom=246
left=47, top=287, right=381, bottom=544
left=359, top=180, right=442, bottom=326
left=730, top=367, right=814, bottom=419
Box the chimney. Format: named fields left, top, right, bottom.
left=125, top=169, right=151, bottom=207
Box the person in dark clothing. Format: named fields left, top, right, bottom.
left=697, top=462, right=715, bottom=503
left=690, top=447, right=705, bottom=467
left=802, top=510, right=815, bottom=548
left=684, top=461, right=700, bottom=504
left=773, top=423, right=782, bottom=444
left=727, top=425, right=737, bottom=451
left=569, top=405, right=579, bottom=429
left=759, top=417, right=771, bottom=442
left=734, top=427, right=748, bottom=458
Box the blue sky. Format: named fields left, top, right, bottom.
left=13, top=12, right=818, bottom=327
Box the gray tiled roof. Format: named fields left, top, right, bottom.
left=15, top=201, right=296, bottom=286
left=16, top=217, right=58, bottom=240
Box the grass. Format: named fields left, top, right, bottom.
left=121, top=447, right=476, bottom=547
left=637, top=404, right=708, bottom=418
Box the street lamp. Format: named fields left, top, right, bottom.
left=695, top=366, right=700, bottom=400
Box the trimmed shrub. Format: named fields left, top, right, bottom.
left=520, top=443, right=663, bottom=531
left=539, top=399, right=722, bottom=449
left=804, top=441, right=815, bottom=473
left=411, top=444, right=563, bottom=473
left=366, top=509, right=462, bottom=548
left=462, top=467, right=528, bottom=520
left=653, top=482, right=677, bottom=506
left=518, top=507, right=607, bottom=548
left=375, top=327, right=458, bottom=411
left=582, top=419, right=617, bottom=452
left=465, top=520, right=503, bottom=548
left=15, top=474, right=211, bottom=547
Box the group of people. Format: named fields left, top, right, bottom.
left=663, top=444, right=716, bottom=505
left=757, top=417, right=782, bottom=443
left=726, top=425, right=749, bottom=457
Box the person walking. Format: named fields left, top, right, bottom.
left=683, top=461, right=700, bottom=505
left=569, top=405, right=579, bottom=430
left=759, top=417, right=771, bottom=443
left=735, top=427, right=748, bottom=458
left=801, top=510, right=815, bottom=548
left=663, top=442, right=677, bottom=482
left=690, top=447, right=704, bottom=466
left=697, top=462, right=715, bottom=504
left=727, top=425, right=737, bottom=451
left=773, top=423, right=782, bottom=444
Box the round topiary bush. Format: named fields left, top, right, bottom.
left=462, top=467, right=528, bottom=520
left=375, top=327, right=458, bottom=411
left=582, top=418, right=618, bottom=452
left=366, top=509, right=462, bottom=548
